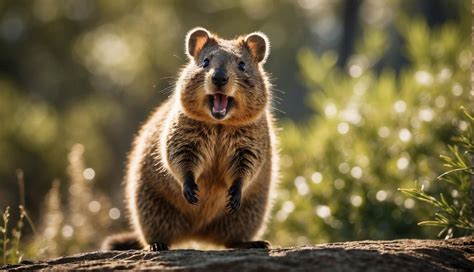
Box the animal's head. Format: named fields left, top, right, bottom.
left=178, top=27, right=271, bottom=125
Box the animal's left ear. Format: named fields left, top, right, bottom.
left=244, top=32, right=270, bottom=63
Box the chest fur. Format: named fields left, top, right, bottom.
left=163, top=114, right=269, bottom=227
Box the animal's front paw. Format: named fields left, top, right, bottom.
left=226, top=181, right=242, bottom=214
left=183, top=179, right=199, bottom=205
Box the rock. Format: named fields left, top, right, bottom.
left=2, top=236, right=473, bottom=271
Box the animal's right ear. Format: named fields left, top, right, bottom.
left=185, top=27, right=211, bottom=60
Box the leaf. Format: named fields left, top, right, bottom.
left=418, top=221, right=445, bottom=226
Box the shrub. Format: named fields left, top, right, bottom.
left=265, top=18, right=471, bottom=245
left=400, top=108, right=473, bottom=238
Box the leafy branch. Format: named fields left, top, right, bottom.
left=399, top=108, right=474, bottom=238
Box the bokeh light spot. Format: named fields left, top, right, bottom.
left=88, top=200, right=101, bottom=213
left=337, top=122, right=350, bottom=134
left=397, top=157, right=410, bottom=170
left=378, top=126, right=390, bottom=138
left=350, top=195, right=363, bottom=207
left=399, top=128, right=412, bottom=142
left=350, top=167, right=363, bottom=179
left=334, top=179, right=345, bottom=190
left=311, top=172, right=323, bottom=184
left=393, top=100, right=407, bottom=113
left=62, top=225, right=74, bottom=239
left=109, top=208, right=121, bottom=220
left=315, top=205, right=331, bottom=218
left=404, top=198, right=415, bottom=209
left=415, top=70, right=433, bottom=86
left=376, top=190, right=387, bottom=202
left=83, top=168, right=95, bottom=180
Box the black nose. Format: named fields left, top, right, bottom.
left=212, top=70, right=228, bottom=87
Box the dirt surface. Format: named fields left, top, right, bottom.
left=2, top=236, right=473, bottom=271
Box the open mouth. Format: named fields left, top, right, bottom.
left=208, top=93, right=234, bottom=120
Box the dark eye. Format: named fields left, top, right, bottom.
left=202, top=58, right=210, bottom=68
left=238, top=61, right=245, bottom=71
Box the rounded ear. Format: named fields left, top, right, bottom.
left=185, top=27, right=211, bottom=60
left=244, top=32, right=270, bottom=63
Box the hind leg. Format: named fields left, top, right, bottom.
left=199, top=188, right=271, bottom=249
left=133, top=181, right=190, bottom=251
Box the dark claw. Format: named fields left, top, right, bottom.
left=183, top=178, right=199, bottom=205
left=226, top=182, right=242, bottom=214
left=250, top=240, right=271, bottom=249
left=150, top=242, right=169, bottom=251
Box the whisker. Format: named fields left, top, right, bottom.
left=173, top=54, right=184, bottom=62
left=159, top=84, right=176, bottom=94
left=271, top=106, right=286, bottom=115
left=272, top=96, right=283, bottom=101
left=159, top=76, right=178, bottom=81
left=270, top=87, right=285, bottom=94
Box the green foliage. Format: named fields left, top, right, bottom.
left=400, top=108, right=473, bottom=238
left=265, top=17, right=471, bottom=245
left=1, top=206, right=25, bottom=265
left=0, top=169, right=37, bottom=265
left=1, top=207, right=9, bottom=265
left=26, top=144, right=118, bottom=258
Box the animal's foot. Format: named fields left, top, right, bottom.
left=149, top=242, right=169, bottom=251
left=183, top=178, right=199, bottom=205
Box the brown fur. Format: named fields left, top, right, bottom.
left=102, top=27, right=279, bottom=251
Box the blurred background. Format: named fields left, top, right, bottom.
left=0, top=0, right=471, bottom=260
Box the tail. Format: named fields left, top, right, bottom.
left=101, top=232, right=143, bottom=251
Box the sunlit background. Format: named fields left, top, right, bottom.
left=0, top=0, right=471, bottom=260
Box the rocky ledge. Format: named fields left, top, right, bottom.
left=2, top=236, right=473, bottom=271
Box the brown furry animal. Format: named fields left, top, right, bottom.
left=102, top=27, right=279, bottom=251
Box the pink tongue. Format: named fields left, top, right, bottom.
left=213, top=94, right=228, bottom=113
